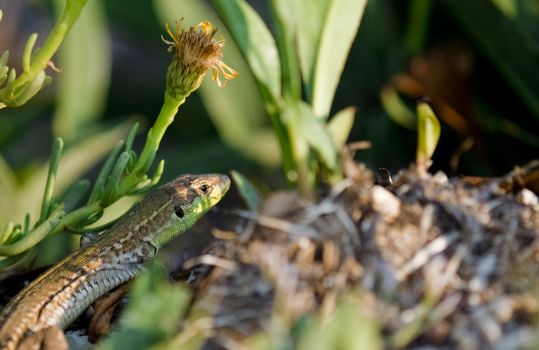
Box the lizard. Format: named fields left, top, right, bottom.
left=0, top=173, right=230, bottom=350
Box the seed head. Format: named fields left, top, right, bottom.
left=163, top=19, right=238, bottom=100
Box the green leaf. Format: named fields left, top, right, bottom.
left=292, top=0, right=332, bottom=96
left=297, top=295, right=381, bottom=350
left=312, top=0, right=367, bottom=118
left=39, top=138, right=64, bottom=224
left=441, top=0, right=539, bottom=120
left=270, top=0, right=301, bottom=99
left=416, top=102, right=441, bottom=166
left=62, top=179, right=90, bottom=212
left=298, top=102, right=338, bottom=169
left=102, top=151, right=130, bottom=205
left=16, top=122, right=132, bottom=224
left=89, top=140, right=125, bottom=203
left=211, top=0, right=281, bottom=101
left=230, top=170, right=262, bottom=211
left=327, top=107, right=356, bottom=149
left=52, top=0, right=111, bottom=141
left=293, top=0, right=367, bottom=118
left=0, top=155, right=18, bottom=229
left=99, top=263, right=190, bottom=350
left=380, top=86, right=417, bottom=131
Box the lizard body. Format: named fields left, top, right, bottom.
left=0, top=174, right=230, bottom=350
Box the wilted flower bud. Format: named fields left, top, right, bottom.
left=163, top=19, right=237, bottom=100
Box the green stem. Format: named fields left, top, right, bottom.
left=52, top=201, right=102, bottom=234
left=7, top=0, right=87, bottom=95
left=116, top=92, right=183, bottom=196
left=0, top=209, right=65, bottom=257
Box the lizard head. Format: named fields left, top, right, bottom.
left=167, top=173, right=231, bottom=218
left=147, top=173, right=230, bottom=248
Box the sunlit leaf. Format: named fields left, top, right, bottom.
left=270, top=0, right=301, bottom=99
left=327, top=107, right=356, bottom=149
left=231, top=170, right=262, bottom=211
left=298, top=102, right=337, bottom=169
left=292, top=0, right=332, bottom=96
left=416, top=102, right=440, bottom=169
left=211, top=0, right=281, bottom=101
left=298, top=0, right=367, bottom=118
left=52, top=0, right=111, bottom=141
left=380, top=85, right=417, bottom=130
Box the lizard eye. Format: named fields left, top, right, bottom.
left=199, top=184, right=209, bottom=193
left=174, top=205, right=185, bottom=218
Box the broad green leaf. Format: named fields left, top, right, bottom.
left=230, top=170, right=262, bottom=211
left=99, top=263, right=190, bottom=350
left=297, top=295, right=382, bottom=350
left=211, top=0, right=281, bottom=101
left=292, top=0, right=332, bottom=96
left=441, top=0, right=539, bottom=120
left=53, top=0, right=111, bottom=141
left=153, top=0, right=279, bottom=166
left=270, top=0, right=301, bottom=99
left=304, top=0, right=367, bottom=118
left=327, top=107, right=356, bottom=149
left=298, top=102, right=338, bottom=169
left=416, top=102, right=440, bottom=166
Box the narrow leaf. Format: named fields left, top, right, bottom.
left=125, top=122, right=139, bottom=153
left=39, top=138, right=64, bottom=224
left=231, top=170, right=262, bottom=211
left=62, top=179, right=90, bottom=211
left=0, top=209, right=65, bottom=257
left=327, top=107, right=356, bottom=149
left=18, top=122, right=131, bottom=224
left=102, top=151, right=130, bottom=205
left=416, top=102, right=441, bottom=167
left=22, top=33, right=38, bottom=73
left=211, top=0, right=281, bottom=100
left=312, top=0, right=367, bottom=118
left=89, top=140, right=125, bottom=203
left=298, top=102, right=337, bottom=169
left=292, top=0, right=332, bottom=96
left=270, top=0, right=301, bottom=99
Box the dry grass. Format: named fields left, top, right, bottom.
left=176, top=160, right=539, bottom=349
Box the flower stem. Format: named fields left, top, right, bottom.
left=116, top=92, right=184, bottom=196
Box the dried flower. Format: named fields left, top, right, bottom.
left=163, top=19, right=238, bottom=100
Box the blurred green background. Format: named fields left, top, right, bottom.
left=1, top=0, right=538, bottom=226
